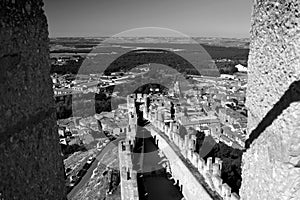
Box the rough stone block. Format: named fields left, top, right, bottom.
left=0, top=0, right=66, bottom=199
left=241, top=0, right=300, bottom=199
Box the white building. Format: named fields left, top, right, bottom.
left=235, top=64, right=248, bottom=73
left=220, top=74, right=235, bottom=80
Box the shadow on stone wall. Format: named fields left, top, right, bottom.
left=245, top=80, right=300, bottom=149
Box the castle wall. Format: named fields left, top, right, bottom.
left=241, top=0, right=300, bottom=199
left=0, top=0, right=66, bottom=199
left=119, top=103, right=139, bottom=200
left=144, top=102, right=239, bottom=200
left=118, top=140, right=139, bottom=200
left=147, top=127, right=217, bottom=200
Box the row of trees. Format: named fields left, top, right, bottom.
left=55, top=86, right=127, bottom=119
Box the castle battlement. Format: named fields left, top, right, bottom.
left=118, top=139, right=139, bottom=200
left=185, top=145, right=238, bottom=199
left=136, top=93, right=148, bottom=103
left=119, top=139, right=135, bottom=153
left=142, top=95, right=240, bottom=200
left=191, top=153, right=238, bottom=200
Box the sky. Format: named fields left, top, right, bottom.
left=44, top=0, right=252, bottom=38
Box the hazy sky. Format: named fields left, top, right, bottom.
left=44, top=0, right=252, bottom=38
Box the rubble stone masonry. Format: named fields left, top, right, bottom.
left=241, top=0, right=300, bottom=199
left=0, top=0, right=66, bottom=199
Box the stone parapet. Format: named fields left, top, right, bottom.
left=0, top=1, right=66, bottom=199
left=145, top=103, right=239, bottom=200
left=241, top=0, right=300, bottom=199
left=118, top=140, right=139, bottom=200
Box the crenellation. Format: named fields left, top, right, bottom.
left=119, top=140, right=139, bottom=200
left=212, top=163, right=221, bottom=176
left=221, top=183, right=231, bottom=200
left=206, top=157, right=213, bottom=172
left=187, top=149, right=192, bottom=160
left=211, top=175, right=222, bottom=194
left=155, top=110, right=159, bottom=120
left=119, top=98, right=139, bottom=200
left=173, top=124, right=180, bottom=133
left=190, top=134, right=197, bottom=149
left=142, top=95, right=239, bottom=199
left=136, top=93, right=144, bottom=102
left=198, top=157, right=205, bottom=173
left=125, top=140, right=132, bottom=152
left=164, top=124, right=170, bottom=136
left=158, top=121, right=164, bottom=131
left=215, top=157, right=222, bottom=171
left=120, top=141, right=125, bottom=151
left=191, top=151, right=199, bottom=167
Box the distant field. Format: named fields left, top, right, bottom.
left=50, top=39, right=249, bottom=75
left=50, top=37, right=249, bottom=48
left=50, top=39, right=249, bottom=59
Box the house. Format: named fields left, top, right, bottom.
left=235, top=64, right=248, bottom=73
left=59, top=138, right=67, bottom=145
left=220, top=74, right=235, bottom=80
left=58, top=128, right=65, bottom=137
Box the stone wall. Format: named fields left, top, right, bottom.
left=118, top=140, right=139, bottom=200
left=147, top=126, right=218, bottom=200
left=0, top=0, right=66, bottom=199
left=241, top=0, right=300, bottom=199
left=145, top=108, right=239, bottom=200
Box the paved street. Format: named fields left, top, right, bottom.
left=67, top=138, right=123, bottom=199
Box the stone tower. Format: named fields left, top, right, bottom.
left=127, top=94, right=137, bottom=140
left=0, top=0, right=66, bottom=199
left=241, top=0, right=300, bottom=199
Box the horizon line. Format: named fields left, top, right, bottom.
left=49, top=36, right=250, bottom=39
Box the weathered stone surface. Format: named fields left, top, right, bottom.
left=0, top=0, right=66, bottom=199
left=241, top=0, right=300, bottom=199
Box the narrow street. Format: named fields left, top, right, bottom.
left=67, top=138, right=123, bottom=199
